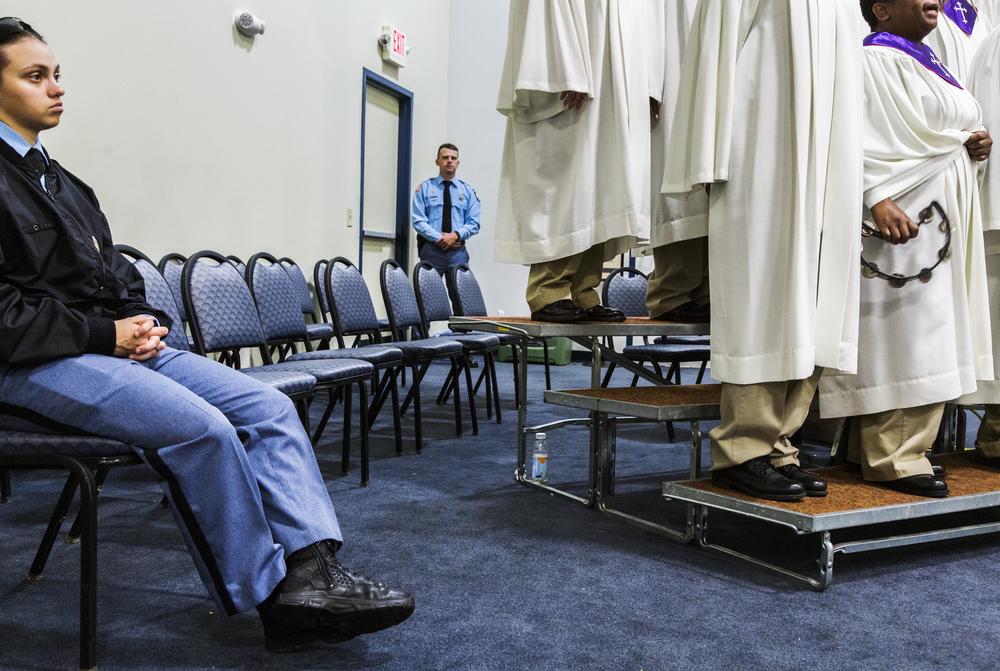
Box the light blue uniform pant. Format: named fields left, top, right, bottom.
left=0, top=348, right=341, bottom=614
left=418, top=242, right=470, bottom=274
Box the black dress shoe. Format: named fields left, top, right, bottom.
left=651, top=301, right=711, bottom=323
left=847, top=461, right=946, bottom=478
left=531, top=299, right=587, bottom=323
left=258, top=541, right=415, bottom=651
left=882, top=475, right=949, bottom=498
left=775, top=464, right=827, bottom=497
left=971, top=448, right=1000, bottom=468
left=584, top=304, right=626, bottom=322
left=712, top=456, right=807, bottom=502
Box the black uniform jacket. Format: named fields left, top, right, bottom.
left=0, top=142, right=170, bottom=366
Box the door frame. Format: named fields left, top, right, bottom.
left=358, top=68, right=414, bottom=270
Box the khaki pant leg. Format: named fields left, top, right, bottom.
left=975, top=405, right=1000, bottom=457
left=526, top=253, right=585, bottom=313
left=855, top=403, right=943, bottom=481
left=847, top=417, right=862, bottom=465
left=569, top=243, right=607, bottom=310
left=645, top=238, right=710, bottom=318
left=770, top=367, right=823, bottom=467
left=710, top=369, right=821, bottom=470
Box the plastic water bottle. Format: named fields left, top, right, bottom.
left=531, top=432, right=548, bottom=483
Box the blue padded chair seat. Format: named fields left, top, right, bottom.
left=388, top=338, right=463, bottom=359
left=240, top=368, right=316, bottom=396
left=270, top=359, right=374, bottom=384
left=449, top=328, right=520, bottom=346
left=0, top=430, right=133, bottom=458
left=306, top=322, right=335, bottom=340
left=622, top=343, right=711, bottom=362
left=288, top=346, right=403, bottom=368
left=438, top=333, right=500, bottom=352
left=654, top=335, right=711, bottom=346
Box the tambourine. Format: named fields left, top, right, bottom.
left=860, top=200, right=951, bottom=288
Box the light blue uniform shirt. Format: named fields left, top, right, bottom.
left=0, top=120, right=48, bottom=190
left=411, top=176, right=481, bottom=242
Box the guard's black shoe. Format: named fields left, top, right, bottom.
left=652, top=301, right=711, bottom=324
left=775, top=464, right=828, bottom=497
left=258, top=541, right=415, bottom=652
left=712, top=456, right=807, bottom=502
left=882, top=475, right=949, bottom=498
left=531, top=299, right=587, bottom=323
left=847, top=461, right=947, bottom=478
left=584, top=304, right=626, bottom=322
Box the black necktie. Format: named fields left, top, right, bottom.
left=24, top=147, right=47, bottom=177
left=441, top=180, right=453, bottom=233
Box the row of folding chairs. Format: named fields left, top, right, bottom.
left=150, top=249, right=520, bottom=452
left=0, top=251, right=518, bottom=669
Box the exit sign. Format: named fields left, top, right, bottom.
left=380, top=25, right=408, bottom=67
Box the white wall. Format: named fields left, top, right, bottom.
left=2, top=1, right=451, bottom=273
left=3, top=1, right=531, bottom=314
left=445, top=0, right=527, bottom=317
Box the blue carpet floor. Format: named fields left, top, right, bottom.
left=1, top=360, right=999, bottom=670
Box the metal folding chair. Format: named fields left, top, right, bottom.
left=413, top=261, right=502, bottom=423
left=182, top=250, right=375, bottom=483
left=446, top=263, right=545, bottom=400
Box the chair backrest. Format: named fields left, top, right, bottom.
left=380, top=259, right=424, bottom=338
left=325, top=257, right=381, bottom=342
left=603, top=267, right=649, bottom=318
left=226, top=255, right=246, bottom=277
left=413, top=261, right=453, bottom=326
left=182, top=250, right=268, bottom=355
left=280, top=257, right=316, bottom=318
left=115, top=244, right=190, bottom=351
left=158, top=252, right=188, bottom=321
left=247, top=252, right=309, bottom=343
left=446, top=264, right=488, bottom=317
left=313, top=259, right=331, bottom=319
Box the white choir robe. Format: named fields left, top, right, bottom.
left=662, top=0, right=863, bottom=385
left=819, top=44, right=994, bottom=418
left=924, top=1, right=993, bottom=83
left=494, top=0, right=662, bottom=265
left=961, top=28, right=1000, bottom=403
left=636, top=0, right=706, bottom=254
left=982, top=0, right=1000, bottom=23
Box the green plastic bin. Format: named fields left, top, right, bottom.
left=496, top=336, right=572, bottom=366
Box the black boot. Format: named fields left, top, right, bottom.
left=712, top=456, right=806, bottom=502
left=775, top=464, right=828, bottom=497
left=258, top=541, right=415, bottom=651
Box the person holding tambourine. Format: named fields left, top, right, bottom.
left=819, top=0, right=995, bottom=498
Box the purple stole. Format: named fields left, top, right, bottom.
left=863, top=32, right=964, bottom=89
left=943, top=0, right=978, bottom=36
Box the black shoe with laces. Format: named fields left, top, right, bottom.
left=712, top=456, right=807, bottom=502
left=584, top=304, right=627, bottom=322
left=847, top=461, right=947, bottom=478
left=775, top=463, right=828, bottom=497
left=258, top=541, right=415, bottom=651
left=531, top=299, right=587, bottom=323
